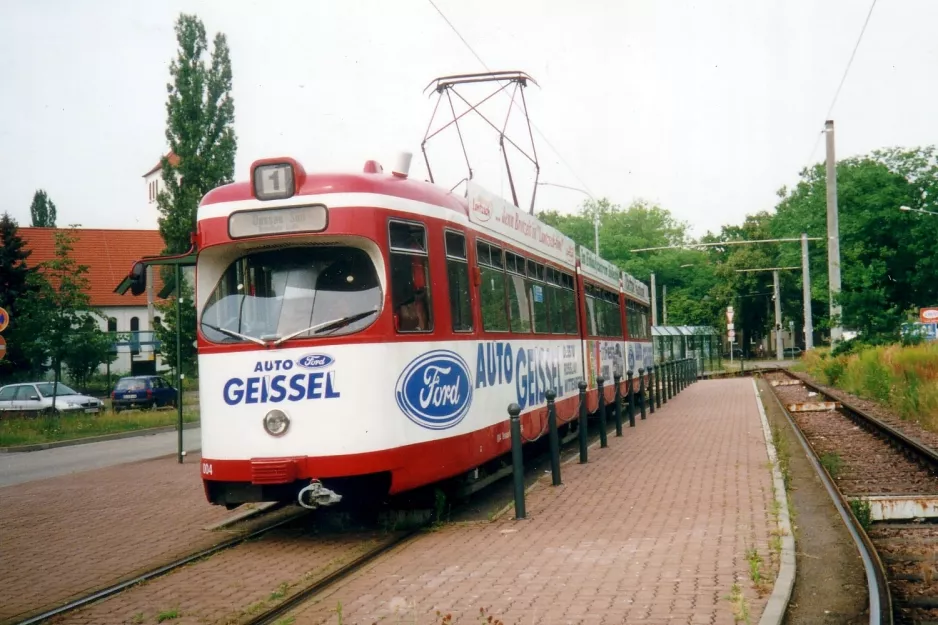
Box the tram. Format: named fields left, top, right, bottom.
left=181, top=152, right=652, bottom=508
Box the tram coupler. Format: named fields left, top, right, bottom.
left=297, top=480, right=343, bottom=510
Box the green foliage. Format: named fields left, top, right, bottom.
left=29, top=189, right=57, bottom=227
left=15, top=229, right=116, bottom=394
left=820, top=452, right=843, bottom=478
left=0, top=213, right=38, bottom=379
left=156, top=13, right=236, bottom=374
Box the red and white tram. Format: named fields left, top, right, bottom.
left=189, top=153, right=652, bottom=508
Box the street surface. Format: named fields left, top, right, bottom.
left=0, top=427, right=202, bottom=487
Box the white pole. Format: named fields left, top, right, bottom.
left=650, top=273, right=658, bottom=326
left=662, top=284, right=668, bottom=325
left=825, top=120, right=843, bottom=346
left=801, top=232, right=814, bottom=349
left=773, top=270, right=783, bottom=361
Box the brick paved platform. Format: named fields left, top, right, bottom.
left=0, top=452, right=236, bottom=624
left=286, top=377, right=778, bottom=624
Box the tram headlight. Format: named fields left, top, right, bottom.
left=263, top=409, right=290, bottom=437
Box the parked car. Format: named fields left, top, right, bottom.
left=0, top=382, right=104, bottom=414
left=784, top=346, right=803, bottom=358
left=111, top=375, right=178, bottom=412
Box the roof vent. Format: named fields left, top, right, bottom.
left=391, top=152, right=412, bottom=179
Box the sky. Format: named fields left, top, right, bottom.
left=1, top=0, right=936, bottom=239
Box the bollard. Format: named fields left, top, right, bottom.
left=648, top=366, right=656, bottom=414
left=597, top=376, right=608, bottom=448
left=668, top=360, right=674, bottom=399
left=578, top=381, right=588, bottom=463
left=639, top=368, right=647, bottom=420
left=613, top=372, right=623, bottom=436
left=627, top=370, right=636, bottom=428
left=508, top=403, right=525, bottom=520
left=545, top=390, right=561, bottom=487
left=655, top=364, right=662, bottom=408
left=678, top=360, right=683, bottom=392
left=661, top=363, right=669, bottom=404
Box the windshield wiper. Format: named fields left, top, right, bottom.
left=201, top=322, right=269, bottom=347
left=272, top=309, right=378, bottom=346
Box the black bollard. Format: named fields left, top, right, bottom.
left=545, top=390, right=561, bottom=487
left=648, top=365, right=656, bottom=414
left=655, top=364, right=662, bottom=409
left=613, top=372, right=623, bottom=436
left=667, top=361, right=674, bottom=400
left=639, top=368, right=647, bottom=420
left=678, top=360, right=683, bottom=393
left=508, top=403, right=525, bottom=519
left=578, top=381, right=588, bottom=463
left=597, top=376, right=608, bottom=448
left=627, top=370, right=636, bottom=428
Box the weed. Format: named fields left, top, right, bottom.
left=131, top=613, right=144, bottom=624
left=269, top=581, right=290, bottom=601
left=850, top=498, right=873, bottom=532
left=746, top=547, right=763, bottom=585
left=770, top=423, right=792, bottom=491
left=273, top=618, right=295, bottom=625
left=726, top=584, right=750, bottom=625
left=156, top=608, right=180, bottom=623
left=769, top=532, right=783, bottom=557
left=336, top=601, right=343, bottom=625
left=820, top=452, right=843, bottom=479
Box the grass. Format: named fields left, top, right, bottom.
left=156, top=608, right=180, bottom=623
left=820, top=452, right=843, bottom=479
left=850, top=498, right=873, bottom=532
left=804, top=342, right=938, bottom=428
left=0, top=408, right=199, bottom=447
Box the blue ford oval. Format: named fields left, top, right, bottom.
left=296, top=354, right=334, bottom=369
left=395, top=350, right=473, bottom=430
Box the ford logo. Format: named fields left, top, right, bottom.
left=395, top=350, right=473, bottom=430
left=296, top=354, right=334, bottom=369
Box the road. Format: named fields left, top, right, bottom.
left=0, top=428, right=202, bottom=488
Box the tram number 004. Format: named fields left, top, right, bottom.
left=202, top=462, right=213, bottom=476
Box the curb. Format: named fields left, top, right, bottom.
left=752, top=378, right=796, bottom=625
left=0, top=421, right=201, bottom=453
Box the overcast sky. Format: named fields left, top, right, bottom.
left=2, top=0, right=935, bottom=238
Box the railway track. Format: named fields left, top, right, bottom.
left=19, top=504, right=308, bottom=625
left=765, top=369, right=938, bottom=625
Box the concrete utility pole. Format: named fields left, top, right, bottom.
left=650, top=273, right=658, bottom=326
left=825, top=120, right=843, bottom=346
left=662, top=284, right=668, bottom=325
left=773, top=270, right=783, bottom=361
left=800, top=233, right=814, bottom=349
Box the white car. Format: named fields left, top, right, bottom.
left=0, top=382, right=104, bottom=414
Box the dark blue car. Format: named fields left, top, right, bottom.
left=111, top=375, right=178, bottom=412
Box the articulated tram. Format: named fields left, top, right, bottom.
left=189, top=154, right=652, bottom=509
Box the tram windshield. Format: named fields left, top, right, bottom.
left=200, top=246, right=382, bottom=344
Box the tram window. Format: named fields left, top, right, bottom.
left=547, top=286, right=564, bottom=334
left=200, top=246, right=382, bottom=343
left=606, top=292, right=623, bottom=337
left=558, top=272, right=578, bottom=334
left=506, top=256, right=531, bottom=333
left=477, top=241, right=509, bottom=332
left=528, top=265, right=548, bottom=334
left=445, top=231, right=472, bottom=332
left=389, top=221, right=432, bottom=333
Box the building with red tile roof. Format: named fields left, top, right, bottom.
left=18, top=227, right=171, bottom=375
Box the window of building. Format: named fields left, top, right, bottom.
left=476, top=240, right=508, bottom=332
left=389, top=221, right=432, bottom=333
left=107, top=317, right=117, bottom=332
left=444, top=230, right=472, bottom=332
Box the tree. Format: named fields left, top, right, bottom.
left=157, top=13, right=236, bottom=253
left=16, top=229, right=115, bottom=408
left=771, top=154, right=933, bottom=342
left=155, top=13, right=237, bottom=375
left=0, top=213, right=36, bottom=379
left=30, top=189, right=57, bottom=227
left=154, top=272, right=198, bottom=376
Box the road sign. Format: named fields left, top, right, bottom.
left=0, top=335, right=6, bottom=360
left=726, top=306, right=734, bottom=323
left=922, top=307, right=938, bottom=323
left=728, top=329, right=736, bottom=341
left=727, top=322, right=734, bottom=331
left=0, top=307, right=8, bottom=333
